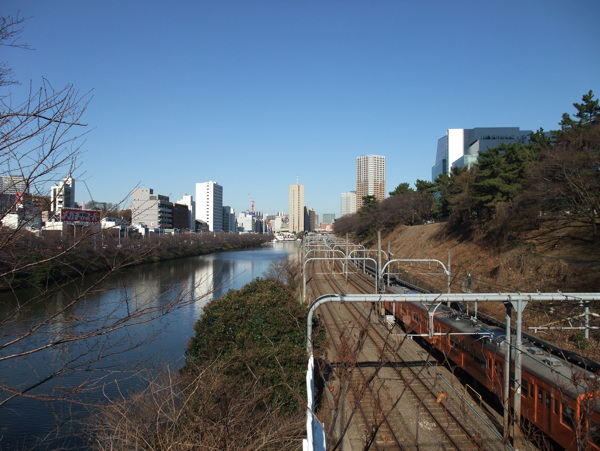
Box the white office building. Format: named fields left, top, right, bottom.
left=341, top=191, right=357, bottom=217
left=431, top=127, right=533, bottom=180
left=195, top=181, right=223, bottom=232
left=50, top=175, right=75, bottom=212
left=237, top=211, right=255, bottom=233
left=131, top=188, right=172, bottom=228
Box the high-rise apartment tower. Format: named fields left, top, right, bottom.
left=288, top=183, right=304, bottom=233
left=356, top=155, right=385, bottom=210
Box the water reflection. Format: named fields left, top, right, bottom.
left=0, top=243, right=297, bottom=450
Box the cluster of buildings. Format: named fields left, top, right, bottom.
left=130, top=182, right=273, bottom=235
left=0, top=175, right=78, bottom=231
left=339, top=127, right=535, bottom=217
left=131, top=180, right=336, bottom=235
left=1, top=126, right=537, bottom=235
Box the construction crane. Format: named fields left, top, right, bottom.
left=248, top=194, right=255, bottom=212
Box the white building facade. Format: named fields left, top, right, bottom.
left=356, top=155, right=386, bottom=210
left=195, top=181, right=223, bottom=232
left=131, top=188, right=172, bottom=228
left=340, top=191, right=357, bottom=217
left=50, top=175, right=75, bottom=212
left=431, top=127, right=533, bottom=180
left=237, top=211, right=255, bottom=233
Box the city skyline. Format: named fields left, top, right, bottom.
left=3, top=1, right=598, bottom=217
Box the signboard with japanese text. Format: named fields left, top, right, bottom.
left=60, top=208, right=100, bottom=223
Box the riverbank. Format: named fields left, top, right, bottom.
left=0, top=229, right=273, bottom=291
left=0, top=244, right=297, bottom=450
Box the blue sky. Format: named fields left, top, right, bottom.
left=3, top=1, right=599, bottom=218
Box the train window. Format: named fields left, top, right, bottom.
left=474, top=352, right=486, bottom=368
left=495, top=362, right=503, bottom=377
left=450, top=336, right=459, bottom=348
left=545, top=393, right=551, bottom=409
left=538, top=388, right=543, bottom=404
left=413, top=313, right=419, bottom=321
left=521, top=379, right=529, bottom=398
left=561, top=403, right=575, bottom=430
left=553, top=399, right=559, bottom=415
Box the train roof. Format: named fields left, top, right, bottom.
left=411, top=300, right=600, bottom=402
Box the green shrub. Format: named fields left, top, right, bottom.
left=184, top=278, right=307, bottom=410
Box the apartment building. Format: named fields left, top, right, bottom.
left=288, top=183, right=304, bottom=233
left=356, top=155, right=386, bottom=210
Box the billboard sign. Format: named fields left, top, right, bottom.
left=61, top=208, right=100, bottom=223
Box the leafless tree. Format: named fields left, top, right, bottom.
left=0, top=15, right=220, bottom=414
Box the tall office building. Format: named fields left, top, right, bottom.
left=195, top=181, right=223, bottom=232
left=1, top=175, right=28, bottom=196
left=222, top=206, right=236, bottom=233
left=356, top=155, right=386, bottom=210
left=288, top=183, right=304, bottom=233
left=431, top=127, right=533, bottom=180
left=322, top=213, right=335, bottom=225
left=341, top=191, right=357, bottom=217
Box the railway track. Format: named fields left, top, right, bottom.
left=306, top=256, right=508, bottom=450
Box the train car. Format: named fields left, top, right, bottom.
left=383, top=297, right=600, bottom=451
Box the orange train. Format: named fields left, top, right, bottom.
left=382, top=295, right=600, bottom=450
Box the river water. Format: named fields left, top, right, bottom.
left=0, top=242, right=298, bottom=450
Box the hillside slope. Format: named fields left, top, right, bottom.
left=380, top=222, right=600, bottom=293
left=374, top=222, right=600, bottom=359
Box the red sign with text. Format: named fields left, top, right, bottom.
left=61, top=208, right=100, bottom=223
